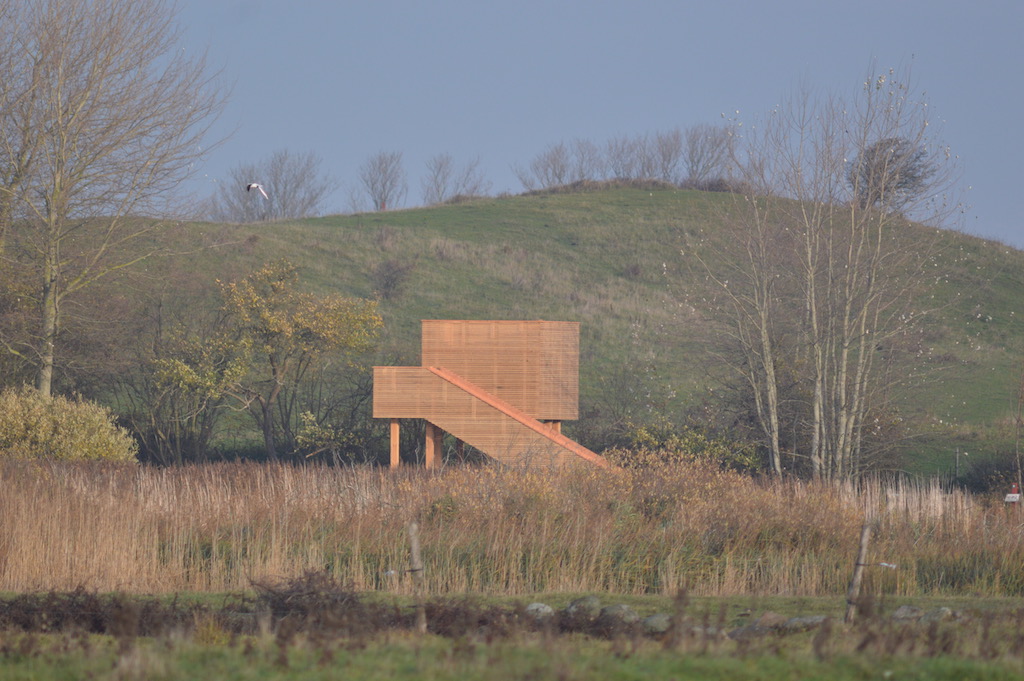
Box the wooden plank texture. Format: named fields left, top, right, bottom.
left=372, top=366, right=607, bottom=468
left=420, top=320, right=578, bottom=420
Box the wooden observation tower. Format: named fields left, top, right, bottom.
left=373, top=320, right=608, bottom=468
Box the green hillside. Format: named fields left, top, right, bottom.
left=123, top=186, right=1024, bottom=474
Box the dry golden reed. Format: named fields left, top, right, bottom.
left=1, top=458, right=1021, bottom=597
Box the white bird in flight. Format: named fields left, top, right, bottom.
left=246, top=183, right=269, bottom=200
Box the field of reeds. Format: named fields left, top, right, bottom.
left=1, top=458, right=1022, bottom=597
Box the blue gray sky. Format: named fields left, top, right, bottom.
left=178, top=0, right=1023, bottom=248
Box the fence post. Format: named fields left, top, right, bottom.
left=408, top=520, right=426, bottom=633
left=844, top=521, right=873, bottom=624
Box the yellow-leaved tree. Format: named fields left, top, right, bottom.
left=154, top=260, right=382, bottom=461
left=218, top=260, right=383, bottom=460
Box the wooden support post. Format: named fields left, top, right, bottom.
left=546, top=420, right=562, bottom=435
left=424, top=422, right=442, bottom=468
left=390, top=419, right=400, bottom=468
left=455, top=438, right=465, bottom=463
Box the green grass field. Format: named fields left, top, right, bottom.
left=3, top=590, right=1024, bottom=681
left=118, top=186, right=1024, bottom=473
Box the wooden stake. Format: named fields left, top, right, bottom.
left=408, top=520, right=426, bottom=634
left=844, top=522, right=873, bottom=624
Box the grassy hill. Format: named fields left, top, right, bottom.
left=135, top=185, right=1024, bottom=475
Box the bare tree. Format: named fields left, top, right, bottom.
left=684, top=124, right=735, bottom=186
left=606, top=135, right=640, bottom=180
left=568, top=138, right=606, bottom=183
left=604, top=133, right=662, bottom=181
left=421, top=153, right=491, bottom=205
left=208, top=149, right=338, bottom=222
left=634, top=134, right=659, bottom=180
left=696, top=65, right=960, bottom=479
left=0, top=0, right=33, bottom=257
left=514, top=142, right=571, bottom=191
left=692, top=191, right=795, bottom=476
left=359, top=151, right=407, bottom=211
left=653, top=129, right=684, bottom=183
left=0, top=0, right=224, bottom=396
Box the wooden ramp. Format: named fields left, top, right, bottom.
left=373, top=366, right=609, bottom=468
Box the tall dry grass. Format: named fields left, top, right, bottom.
left=1, top=458, right=1021, bottom=596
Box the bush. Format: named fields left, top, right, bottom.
left=0, top=386, right=138, bottom=462
left=604, top=421, right=761, bottom=473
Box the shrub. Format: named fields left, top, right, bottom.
left=605, top=421, right=760, bottom=473
left=0, top=386, right=138, bottom=462
left=371, top=257, right=417, bottom=300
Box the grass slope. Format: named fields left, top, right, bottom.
left=146, top=186, right=1024, bottom=472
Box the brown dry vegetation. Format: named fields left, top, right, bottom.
left=0, top=459, right=1021, bottom=597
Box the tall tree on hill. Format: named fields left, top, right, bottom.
left=653, top=128, right=685, bottom=184
left=683, top=124, right=735, bottom=187
left=359, top=151, right=407, bottom=211
left=421, top=153, right=491, bottom=205
left=514, top=142, right=571, bottom=191
left=695, top=65, right=961, bottom=479
left=0, top=0, right=224, bottom=397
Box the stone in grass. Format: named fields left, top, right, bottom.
left=689, top=626, right=727, bottom=641
left=564, top=596, right=602, bottom=620
left=642, top=613, right=673, bottom=636
left=595, top=604, right=641, bottom=636
left=728, top=623, right=773, bottom=641
left=780, top=615, right=828, bottom=634
left=921, top=607, right=954, bottom=623
left=598, top=604, right=640, bottom=625
left=891, top=605, right=925, bottom=621
left=524, top=602, right=555, bottom=622
left=755, top=611, right=789, bottom=629
left=728, top=611, right=788, bottom=640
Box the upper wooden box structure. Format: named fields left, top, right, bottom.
left=377, top=320, right=579, bottom=421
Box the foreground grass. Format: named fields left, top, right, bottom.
left=2, top=628, right=1023, bottom=681
left=3, top=578, right=1024, bottom=680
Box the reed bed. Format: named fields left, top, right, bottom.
left=0, top=459, right=1021, bottom=596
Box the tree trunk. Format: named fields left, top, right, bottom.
left=35, top=248, right=59, bottom=397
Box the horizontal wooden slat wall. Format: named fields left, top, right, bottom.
left=420, top=320, right=578, bottom=420
left=372, top=366, right=605, bottom=467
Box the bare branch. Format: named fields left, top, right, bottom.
left=0, top=0, right=226, bottom=395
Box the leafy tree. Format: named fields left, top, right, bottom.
left=218, top=260, right=382, bottom=460
left=142, top=323, right=251, bottom=464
